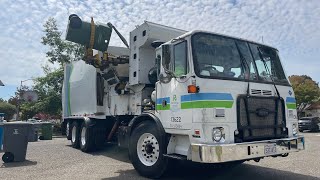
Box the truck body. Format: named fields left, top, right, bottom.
left=62, top=15, right=304, bottom=178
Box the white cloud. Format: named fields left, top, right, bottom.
left=0, top=0, right=319, bottom=89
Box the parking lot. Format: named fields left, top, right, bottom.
left=0, top=132, right=319, bottom=180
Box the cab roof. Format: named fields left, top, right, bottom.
left=176, top=30, right=278, bottom=50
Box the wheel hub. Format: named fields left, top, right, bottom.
left=71, top=126, right=77, bottom=143
left=137, top=133, right=160, bottom=166
left=145, top=143, right=154, bottom=154
left=81, top=127, right=87, bottom=146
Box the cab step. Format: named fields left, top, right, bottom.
left=163, top=154, right=187, bottom=160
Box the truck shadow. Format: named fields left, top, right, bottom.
left=0, top=160, right=37, bottom=168
left=102, top=163, right=319, bottom=180
left=90, top=144, right=131, bottom=163
left=87, top=144, right=319, bottom=180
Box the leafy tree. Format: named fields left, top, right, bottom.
left=17, top=17, right=84, bottom=119
left=289, top=75, right=320, bottom=116
left=41, top=17, right=84, bottom=65
left=20, top=102, right=37, bottom=120
left=8, top=96, right=18, bottom=106
left=0, top=102, right=16, bottom=120
left=33, top=68, right=64, bottom=116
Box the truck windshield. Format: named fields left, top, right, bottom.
left=191, top=33, right=289, bottom=85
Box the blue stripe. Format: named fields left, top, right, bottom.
left=156, top=97, right=170, bottom=105
left=181, top=93, right=233, bottom=102
left=286, top=97, right=296, bottom=103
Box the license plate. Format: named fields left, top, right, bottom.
left=264, top=144, right=277, bottom=155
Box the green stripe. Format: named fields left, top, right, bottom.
left=156, top=104, right=170, bottom=110
left=68, top=64, right=73, bottom=116
left=181, top=101, right=233, bottom=109
left=286, top=103, right=296, bottom=109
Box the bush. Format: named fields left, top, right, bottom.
left=0, top=102, right=16, bottom=120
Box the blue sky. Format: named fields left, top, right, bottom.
left=0, top=0, right=319, bottom=100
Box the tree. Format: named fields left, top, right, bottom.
left=33, top=68, right=64, bottom=116
left=0, top=102, right=16, bottom=120
left=16, top=17, right=84, bottom=120
left=289, top=75, right=320, bottom=116
left=41, top=17, right=84, bottom=65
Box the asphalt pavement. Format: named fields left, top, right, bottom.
left=0, top=132, right=319, bottom=180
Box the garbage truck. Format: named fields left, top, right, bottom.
left=62, top=14, right=305, bottom=178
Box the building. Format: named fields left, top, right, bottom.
left=303, top=102, right=320, bottom=117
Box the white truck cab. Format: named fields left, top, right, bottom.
left=154, top=30, right=304, bottom=164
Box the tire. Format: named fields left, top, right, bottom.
left=66, top=121, right=72, bottom=140
left=2, top=152, right=14, bottom=163
left=80, top=122, right=95, bottom=152
left=222, top=160, right=245, bottom=168
left=129, top=121, right=168, bottom=178
left=71, top=121, right=80, bottom=148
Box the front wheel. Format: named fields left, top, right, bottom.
left=129, top=121, right=168, bottom=178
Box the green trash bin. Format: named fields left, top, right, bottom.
left=66, top=14, right=112, bottom=52
left=40, top=122, right=53, bottom=140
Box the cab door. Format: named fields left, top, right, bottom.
left=156, top=41, right=193, bottom=130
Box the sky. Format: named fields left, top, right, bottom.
left=0, top=0, right=319, bottom=100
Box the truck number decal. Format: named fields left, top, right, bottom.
left=171, top=117, right=181, bottom=122
left=169, top=124, right=183, bottom=129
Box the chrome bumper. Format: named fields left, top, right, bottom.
left=191, top=136, right=305, bottom=163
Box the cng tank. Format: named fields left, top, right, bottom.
left=66, top=14, right=112, bottom=52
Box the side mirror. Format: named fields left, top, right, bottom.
left=162, top=44, right=171, bottom=70
left=159, top=73, right=172, bottom=84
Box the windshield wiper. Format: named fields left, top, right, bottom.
left=235, top=42, right=250, bottom=97
left=257, top=46, right=281, bottom=99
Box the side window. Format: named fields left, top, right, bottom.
left=174, top=41, right=188, bottom=77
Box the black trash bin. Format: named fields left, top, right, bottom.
left=28, top=123, right=41, bottom=142
left=0, top=123, right=3, bottom=151
left=1, top=122, right=31, bottom=163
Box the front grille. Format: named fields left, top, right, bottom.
left=236, top=95, right=287, bottom=143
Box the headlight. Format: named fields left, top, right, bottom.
left=292, top=124, right=297, bottom=136
left=212, top=127, right=224, bottom=142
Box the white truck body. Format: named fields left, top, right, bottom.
left=62, top=19, right=304, bottom=178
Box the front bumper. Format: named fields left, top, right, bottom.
left=191, top=136, right=305, bottom=163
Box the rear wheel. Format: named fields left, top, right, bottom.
left=2, top=152, right=14, bottom=163
left=129, top=121, right=168, bottom=178
left=80, top=122, right=95, bottom=152
left=66, top=121, right=72, bottom=140
left=71, top=121, right=80, bottom=148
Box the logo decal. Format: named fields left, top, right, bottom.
left=13, top=129, right=19, bottom=135
left=288, top=90, right=292, bottom=96
left=256, top=108, right=270, bottom=117
left=171, top=94, right=180, bottom=112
